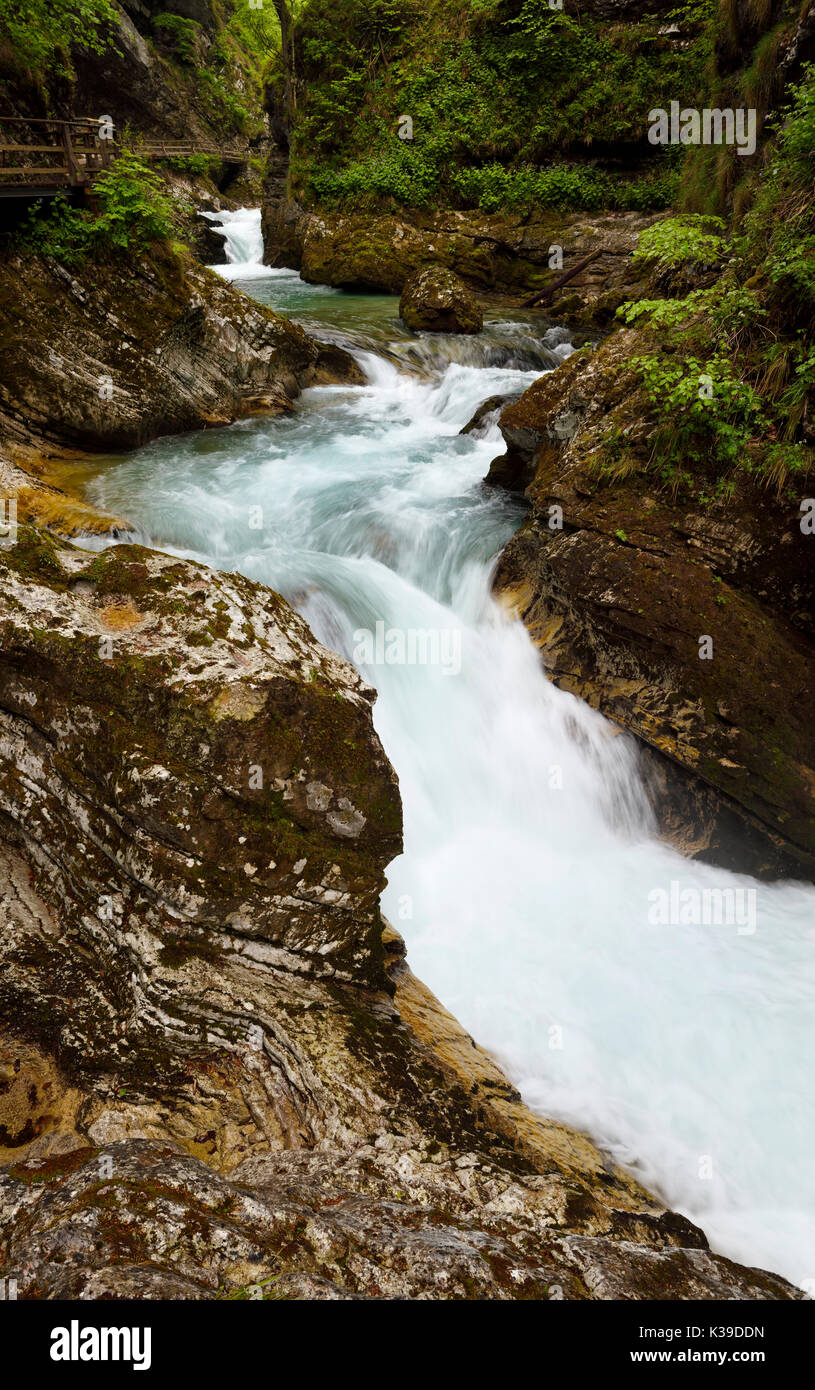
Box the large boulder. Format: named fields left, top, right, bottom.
left=400, top=266, right=483, bottom=334
left=0, top=527, right=402, bottom=1057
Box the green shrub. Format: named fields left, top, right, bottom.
left=162, top=154, right=222, bottom=178
left=452, top=163, right=679, bottom=213
left=310, top=153, right=679, bottom=213
left=17, top=152, right=180, bottom=266
left=293, top=0, right=713, bottom=214
left=0, top=0, right=118, bottom=77
left=632, top=350, right=768, bottom=473
left=633, top=214, right=726, bottom=268
left=618, top=282, right=765, bottom=336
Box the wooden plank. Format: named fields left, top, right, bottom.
left=0, top=116, right=103, bottom=127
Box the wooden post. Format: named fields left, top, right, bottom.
left=61, top=125, right=80, bottom=184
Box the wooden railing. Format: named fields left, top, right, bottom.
left=0, top=118, right=115, bottom=186
left=0, top=118, right=248, bottom=191
left=140, top=140, right=248, bottom=162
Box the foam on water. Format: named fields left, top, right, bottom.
left=85, top=210, right=815, bottom=1288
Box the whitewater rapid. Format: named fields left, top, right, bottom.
left=85, top=209, right=815, bottom=1289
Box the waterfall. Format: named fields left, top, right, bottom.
left=202, top=206, right=277, bottom=281
left=86, top=209, right=815, bottom=1289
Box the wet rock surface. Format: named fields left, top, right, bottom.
left=0, top=526, right=800, bottom=1299
left=0, top=245, right=360, bottom=457
left=1, top=1136, right=797, bottom=1302
left=261, top=201, right=655, bottom=318
left=400, top=266, right=483, bottom=335
left=194, top=215, right=229, bottom=266
left=491, top=340, right=815, bottom=878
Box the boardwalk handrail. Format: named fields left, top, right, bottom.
left=0, top=117, right=115, bottom=186
left=0, top=118, right=249, bottom=191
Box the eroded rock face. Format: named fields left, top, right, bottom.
left=261, top=201, right=655, bottom=315
left=0, top=526, right=800, bottom=1299
left=0, top=246, right=360, bottom=455
left=194, top=215, right=229, bottom=266
left=400, top=266, right=483, bottom=335
left=0, top=527, right=401, bottom=1063
left=0, top=1136, right=797, bottom=1302
left=490, top=342, right=815, bottom=877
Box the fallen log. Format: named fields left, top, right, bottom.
left=521, top=249, right=603, bottom=308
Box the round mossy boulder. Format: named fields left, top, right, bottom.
left=399, top=266, right=483, bottom=335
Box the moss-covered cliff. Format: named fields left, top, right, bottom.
left=289, top=0, right=712, bottom=212
left=1, top=0, right=278, bottom=146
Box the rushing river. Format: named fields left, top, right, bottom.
left=85, top=208, right=815, bottom=1289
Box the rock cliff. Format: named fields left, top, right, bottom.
left=261, top=199, right=654, bottom=321
left=0, top=246, right=358, bottom=457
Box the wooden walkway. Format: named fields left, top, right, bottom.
left=0, top=118, right=248, bottom=198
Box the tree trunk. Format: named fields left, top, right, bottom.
left=273, top=1, right=295, bottom=124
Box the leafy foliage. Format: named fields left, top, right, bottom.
left=0, top=0, right=117, bottom=77
left=17, top=153, right=180, bottom=266
left=631, top=351, right=768, bottom=473
left=614, top=66, right=815, bottom=496
left=738, top=66, right=815, bottom=323
left=292, top=0, right=712, bottom=212
left=633, top=215, right=726, bottom=268
left=452, top=163, right=679, bottom=213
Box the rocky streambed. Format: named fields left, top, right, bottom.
left=0, top=527, right=799, bottom=1302
left=0, top=212, right=812, bottom=1300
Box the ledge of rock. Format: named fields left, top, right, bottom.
left=400, top=266, right=483, bottom=334
left=0, top=245, right=363, bottom=457
left=261, top=201, right=654, bottom=319
left=194, top=215, right=229, bottom=266
left=0, top=526, right=800, bottom=1299
left=490, top=341, right=815, bottom=878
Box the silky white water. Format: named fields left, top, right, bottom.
left=201, top=206, right=274, bottom=280
left=86, top=210, right=815, bottom=1288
